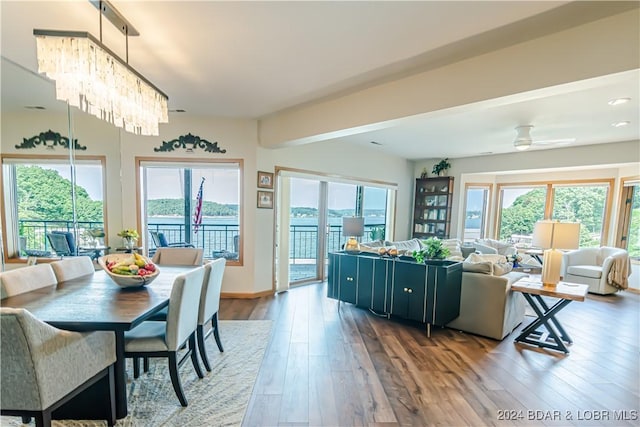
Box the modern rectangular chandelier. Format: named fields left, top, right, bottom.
left=34, top=29, right=168, bottom=136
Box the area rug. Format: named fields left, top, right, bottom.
left=2, top=320, right=272, bottom=427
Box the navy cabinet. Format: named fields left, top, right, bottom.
left=327, top=252, right=462, bottom=335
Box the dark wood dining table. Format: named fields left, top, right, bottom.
left=1, top=265, right=197, bottom=419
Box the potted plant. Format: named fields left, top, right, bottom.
left=369, top=226, right=385, bottom=242
left=432, top=158, right=451, bottom=176
left=412, top=237, right=450, bottom=263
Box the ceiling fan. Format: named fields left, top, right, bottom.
left=513, top=125, right=575, bottom=151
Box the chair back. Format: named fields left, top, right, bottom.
left=0, top=264, right=57, bottom=299
left=165, top=266, right=205, bottom=351
left=151, top=247, right=204, bottom=265
left=50, top=256, right=95, bottom=282
left=198, top=258, right=226, bottom=325
left=149, top=231, right=164, bottom=248
left=47, top=232, right=72, bottom=256
left=1, top=307, right=116, bottom=412
left=1, top=308, right=46, bottom=410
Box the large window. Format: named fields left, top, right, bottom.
left=496, top=180, right=612, bottom=247
left=2, top=156, right=105, bottom=258
left=139, top=160, right=242, bottom=265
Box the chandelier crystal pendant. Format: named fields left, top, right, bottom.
left=34, top=29, right=168, bottom=136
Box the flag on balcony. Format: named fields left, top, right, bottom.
left=193, top=177, right=205, bottom=234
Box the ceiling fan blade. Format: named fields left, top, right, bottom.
left=532, top=138, right=575, bottom=145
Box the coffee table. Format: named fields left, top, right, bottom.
left=511, top=278, right=588, bottom=353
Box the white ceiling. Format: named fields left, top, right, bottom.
left=1, top=1, right=638, bottom=160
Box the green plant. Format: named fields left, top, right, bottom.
left=369, top=226, right=385, bottom=241
left=414, top=237, right=450, bottom=261
left=432, top=158, right=451, bottom=176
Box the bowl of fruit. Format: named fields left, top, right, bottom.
left=98, top=253, right=159, bottom=288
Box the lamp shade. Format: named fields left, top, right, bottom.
left=532, top=221, right=580, bottom=250
left=342, top=217, right=365, bottom=237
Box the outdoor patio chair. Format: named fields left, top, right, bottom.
left=46, top=231, right=98, bottom=259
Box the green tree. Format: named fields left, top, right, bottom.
left=16, top=165, right=103, bottom=222
left=499, top=188, right=546, bottom=240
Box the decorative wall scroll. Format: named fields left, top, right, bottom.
left=153, top=133, right=227, bottom=153
left=15, top=129, right=86, bottom=150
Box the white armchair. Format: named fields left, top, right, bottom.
left=562, top=247, right=631, bottom=295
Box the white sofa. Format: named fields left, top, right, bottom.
left=447, top=270, right=528, bottom=340
left=562, top=247, right=631, bottom=295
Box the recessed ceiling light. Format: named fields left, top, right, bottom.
left=611, top=121, right=630, bottom=127
left=608, top=97, right=631, bottom=106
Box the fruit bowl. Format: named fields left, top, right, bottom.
left=98, top=253, right=160, bottom=288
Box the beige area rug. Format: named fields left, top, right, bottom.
left=3, top=320, right=272, bottom=427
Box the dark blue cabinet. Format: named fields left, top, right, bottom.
left=327, top=252, right=462, bottom=334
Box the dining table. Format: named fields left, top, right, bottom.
left=0, top=265, right=197, bottom=420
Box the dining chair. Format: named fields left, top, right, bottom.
left=0, top=264, right=57, bottom=299
left=50, top=256, right=95, bottom=282
left=151, top=247, right=204, bottom=266
left=146, top=259, right=227, bottom=372
left=1, top=308, right=117, bottom=427
left=124, top=266, right=205, bottom=407
left=196, top=258, right=226, bottom=371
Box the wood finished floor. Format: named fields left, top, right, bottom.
left=218, top=283, right=640, bottom=427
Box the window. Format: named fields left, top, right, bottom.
left=2, top=156, right=105, bottom=258
left=496, top=180, right=612, bottom=247
left=462, top=184, right=491, bottom=242
left=138, top=159, right=243, bottom=265
left=497, top=185, right=547, bottom=244
left=551, top=184, right=609, bottom=247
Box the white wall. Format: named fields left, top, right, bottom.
left=1, top=109, right=412, bottom=294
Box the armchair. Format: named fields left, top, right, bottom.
left=562, top=247, right=631, bottom=295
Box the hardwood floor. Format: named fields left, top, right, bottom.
left=219, top=283, right=640, bottom=427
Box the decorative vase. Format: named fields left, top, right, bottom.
left=123, top=237, right=135, bottom=250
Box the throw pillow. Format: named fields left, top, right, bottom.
left=392, top=239, right=422, bottom=253
left=462, top=260, right=493, bottom=275
left=464, top=252, right=513, bottom=276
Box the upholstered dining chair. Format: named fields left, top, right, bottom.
left=142, top=258, right=225, bottom=373
left=50, top=256, right=95, bottom=282
left=151, top=247, right=204, bottom=266
left=0, top=307, right=117, bottom=427
left=196, top=258, right=226, bottom=371
left=0, top=264, right=57, bottom=299
left=147, top=259, right=227, bottom=371
left=124, top=266, right=206, bottom=407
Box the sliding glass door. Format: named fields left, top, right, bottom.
left=284, top=173, right=393, bottom=286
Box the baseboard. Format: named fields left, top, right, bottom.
left=221, top=289, right=274, bottom=299
left=626, top=287, right=640, bottom=294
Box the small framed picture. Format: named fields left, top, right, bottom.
left=257, top=190, right=274, bottom=209
left=257, top=171, right=274, bottom=189
left=26, top=256, right=38, bottom=266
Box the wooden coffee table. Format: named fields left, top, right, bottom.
left=511, top=278, right=588, bottom=354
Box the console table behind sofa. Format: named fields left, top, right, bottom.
left=327, top=252, right=462, bottom=336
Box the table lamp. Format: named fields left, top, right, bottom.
left=532, top=220, right=580, bottom=286
left=343, top=216, right=365, bottom=253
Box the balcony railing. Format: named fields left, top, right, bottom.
left=18, top=220, right=384, bottom=262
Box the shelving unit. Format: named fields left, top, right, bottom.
left=412, top=176, right=454, bottom=239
